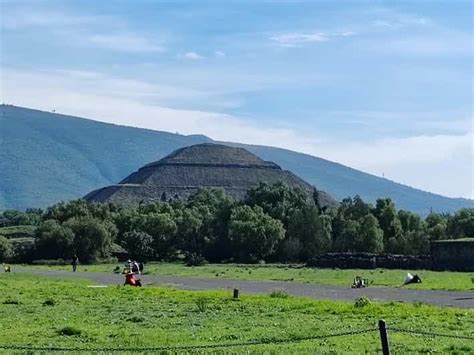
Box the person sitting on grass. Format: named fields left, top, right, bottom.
left=124, top=272, right=142, bottom=287
left=131, top=260, right=140, bottom=274
left=123, top=259, right=133, bottom=274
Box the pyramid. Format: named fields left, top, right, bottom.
left=84, top=143, right=336, bottom=206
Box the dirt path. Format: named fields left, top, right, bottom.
left=17, top=268, right=474, bottom=309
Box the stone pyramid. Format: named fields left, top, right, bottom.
left=85, top=143, right=336, bottom=206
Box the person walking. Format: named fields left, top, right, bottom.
left=71, top=254, right=79, bottom=272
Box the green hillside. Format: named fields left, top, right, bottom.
left=1, top=104, right=473, bottom=215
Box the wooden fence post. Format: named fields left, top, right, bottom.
left=233, top=288, right=239, bottom=299
left=378, top=319, right=390, bottom=355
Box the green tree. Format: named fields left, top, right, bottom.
left=121, top=230, right=155, bottom=261
left=186, top=188, right=235, bottom=261
left=35, top=220, right=74, bottom=259
left=65, top=217, right=116, bottom=263
left=0, top=209, right=43, bottom=227
left=333, top=219, right=360, bottom=252
left=287, top=204, right=331, bottom=260
left=229, top=205, right=285, bottom=262
left=245, top=182, right=307, bottom=228
left=175, top=207, right=204, bottom=256
left=339, top=196, right=372, bottom=221
left=355, top=214, right=384, bottom=253
left=0, top=236, right=11, bottom=261
left=43, top=200, right=91, bottom=223
left=139, top=212, right=177, bottom=259
left=447, top=208, right=474, bottom=238
left=397, top=209, right=426, bottom=254
left=373, top=198, right=403, bottom=253
left=43, top=200, right=117, bottom=224
left=424, top=213, right=448, bottom=241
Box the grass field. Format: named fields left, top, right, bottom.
left=25, top=262, right=474, bottom=291
left=0, top=273, right=472, bottom=354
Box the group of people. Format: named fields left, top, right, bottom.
left=70, top=254, right=143, bottom=287
left=123, top=259, right=143, bottom=274
left=123, top=259, right=143, bottom=287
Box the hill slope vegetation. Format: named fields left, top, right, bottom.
left=1, top=104, right=473, bottom=215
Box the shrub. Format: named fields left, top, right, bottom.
left=127, top=316, right=145, bottom=323
left=57, top=326, right=82, bottom=336
left=269, top=289, right=290, bottom=298
left=195, top=297, right=209, bottom=312
left=0, top=236, right=11, bottom=261
left=32, top=259, right=68, bottom=266
left=354, top=297, right=371, bottom=308
left=185, top=253, right=206, bottom=267
left=120, top=231, right=155, bottom=261
left=229, top=205, right=285, bottom=262
left=43, top=298, right=56, bottom=306
left=9, top=237, right=35, bottom=263
left=3, top=298, right=20, bottom=305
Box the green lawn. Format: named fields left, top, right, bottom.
left=0, top=273, right=472, bottom=353
left=24, top=262, right=474, bottom=291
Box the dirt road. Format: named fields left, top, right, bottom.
left=16, top=268, right=474, bottom=309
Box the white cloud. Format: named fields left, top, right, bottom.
left=1, top=68, right=473, bottom=199
left=0, top=68, right=318, bottom=152
left=88, top=34, right=164, bottom=52
left=370, top=33, right=473, bottom=56
left=326, top=110, right=473, bottom=136
left=371, top=16, right=429, bottom=30
left=271, top=32, right=328, bottom=47
left=270, top=30, right=358, bottom=47
left=0, top=8, right=102, bottom=29
left=214, top=50, right=226, bottom=58
left=360, top=9, right=472, bottom=57
left=317, top=133, right=474, bottom=199
left=182, top=51, right=204, bottom=60
left=1, top=5, right=166, bottom=53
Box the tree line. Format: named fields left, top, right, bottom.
left=0, top=182, right=473, bottom=264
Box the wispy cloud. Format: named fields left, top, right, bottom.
left=270, top=29, right=357, bottom=47
left=317, top=132, right=473, bottom=198
left=370, top=15, right=430, bottom=29
left=366, top=33, right=473, bottom=56
left=1, top=5, right=166, bottom=53
left=325, top=110, right=473, bottom=137
left=214, top=50, right=226, bottom=58
left=0, top=68, right=319, bottom=154
left=360, top=8, right=471, bottom=56
left=271, top=32, right=328, bottom=47
left=181, top=51, right=205, bottom=60
left=88, top=34, right=164, bottom=53
left=0, top=8, right=103, bottom=29
left=2, top=68, right=472, bottom=198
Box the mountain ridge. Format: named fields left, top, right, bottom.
left=1, top=104, right=473, bottom=215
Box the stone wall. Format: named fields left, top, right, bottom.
left=307, top=253, right=431, bottom=270
left=431, top=239, right=474, bottom=271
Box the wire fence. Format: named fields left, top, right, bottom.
left=389, top=327, right=474, bottom=341
left=0, top=324, right=472, bottom=352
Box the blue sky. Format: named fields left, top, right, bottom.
left=1, top=0, right=473, bottom=198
